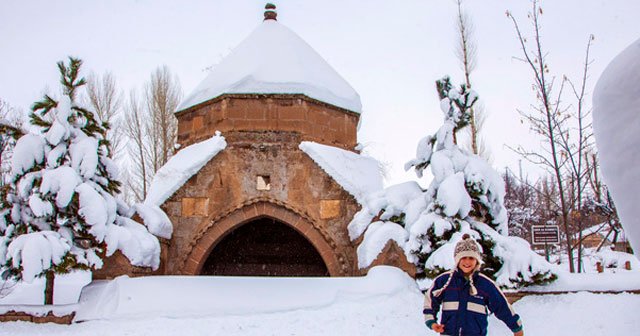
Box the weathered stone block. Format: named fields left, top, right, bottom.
left=193, top=116, right=204, bottom=130
left=320, top=200, right=342, bottom=219
left=246, top=107, right=266, bottom=120
left=279, top=105, right=306, bottom=120
left=194, top=198, right=209, bottom=217
left=182, top=197, right=195, bottom=217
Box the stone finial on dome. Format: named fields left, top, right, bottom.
left=264, top=3, right=277, bottom=21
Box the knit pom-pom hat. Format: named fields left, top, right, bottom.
left=433, top=233, right=482, bottom=297
left=454, top=233, right=483, bottom=270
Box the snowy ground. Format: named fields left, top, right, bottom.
left=1, top=266, right=639, bottom=335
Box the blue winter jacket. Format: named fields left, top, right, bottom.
left=423, top=270, right=522, bottom=336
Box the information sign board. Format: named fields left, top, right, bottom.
left=531, top=225, right=560, bottom=244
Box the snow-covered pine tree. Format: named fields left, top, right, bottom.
left=349, top=76, right=557, bottom=289
left=0, top=58, right=163, bottom=304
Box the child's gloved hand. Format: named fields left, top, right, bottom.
left=514, top=330, right=524, bottom=336
left=430, top=323, right=445, bottom=333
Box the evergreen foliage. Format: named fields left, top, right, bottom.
left=0, top=57, right=121, bottom=282
left=350, top=76, right=557, bottom=289
left=415, top=77, right=555, bottom=287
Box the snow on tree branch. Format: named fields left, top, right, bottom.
left=7, top=231, right=70, bottom=282
left=0, top=58, right=167, bottom=295
left=349, top=76, right=557, bottom=288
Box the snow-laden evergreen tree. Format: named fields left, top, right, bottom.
left=0, top=58, right=164, bottom=304
left=349, top=76, right=556, bottom=289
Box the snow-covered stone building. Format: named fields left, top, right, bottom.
left=97, top=5, right=413, bottom=278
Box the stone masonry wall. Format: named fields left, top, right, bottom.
left=176, top=94, right=359, bottom=150
left=162, top=129, right=362, bottom=275
left=99, top=94, right=415, bottom=279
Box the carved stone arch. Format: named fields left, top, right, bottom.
left=179, top=198, right=348, bottom=276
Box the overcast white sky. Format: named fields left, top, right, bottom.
left=1, top=0, right=639, bottom=186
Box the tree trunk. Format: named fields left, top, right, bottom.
left=560, top=207, right=575, bottom=272
left=577, top=223, right=583, bottom=273
left=507, top=0, right=576, bottom=273
left=44, top=271, right=55, bottom=305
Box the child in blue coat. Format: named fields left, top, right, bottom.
left=423, top=234, right=524, bottom=336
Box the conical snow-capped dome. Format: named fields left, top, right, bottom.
left=178, top=12, right=362, bottom=113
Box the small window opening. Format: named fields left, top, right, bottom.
left=257, top=175, right=271, bottom=191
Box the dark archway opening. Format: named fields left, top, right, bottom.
left=201, top=217, right=329, bottom=276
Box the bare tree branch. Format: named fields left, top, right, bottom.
left=85, top=72, right=124, bottom=157
left=122, top=66, right=182, bottom=202
left=508, top=0, right=577, bottom=272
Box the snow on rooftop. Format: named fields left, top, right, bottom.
left=576, top=223, right=628, bottom=243
left=299, top=141, right=383, bottom=203
left=144, top=132, right=227, bottom=207
left=579, top=223, right=610, bottom=238
left=593, top=37, right=640, bottom=255
left=178, top=19, right=362, bottom=113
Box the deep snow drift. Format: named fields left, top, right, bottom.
left=593, top=37, right=640, bottom=255
left=0, top=266, right=639, bottom=336
left=73, top=266, right=417, bottom=321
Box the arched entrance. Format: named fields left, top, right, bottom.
left=201, top=217, right=329, bottom=276
left=180, top=200, right=347, bottom=276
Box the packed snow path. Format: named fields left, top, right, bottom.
left=1, top=292, right=638, bottom=335
left=1, top=267, right=639, bottom=335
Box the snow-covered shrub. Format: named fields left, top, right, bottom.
left=349, top=76, right=557, bottom=288
left=0, top=58, right=164, bottom=291
left=592, top=249, right=639, bottom=271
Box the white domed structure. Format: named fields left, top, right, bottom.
left=178, top=6, right=362, bottom=114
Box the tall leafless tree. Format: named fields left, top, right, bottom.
left=507, top=0, right=576, bottom=272
left=585, top=153, right=623, bottom=252
left=0, top=99, right=24, bottom=186
left=557, top=35, right=595, bottom=271
left=454, top=0, right=490, bottom=160
left=585, top=152, right=602, bottom=203
left=504, top=166, right=539, bottom=241
left=145, top=66, right=181, bottom=173
left=85, top=72, right=124, bottom=159
left=123, top=66, right=182, bottom=202
left=123, top=91, right=149, bottom=201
